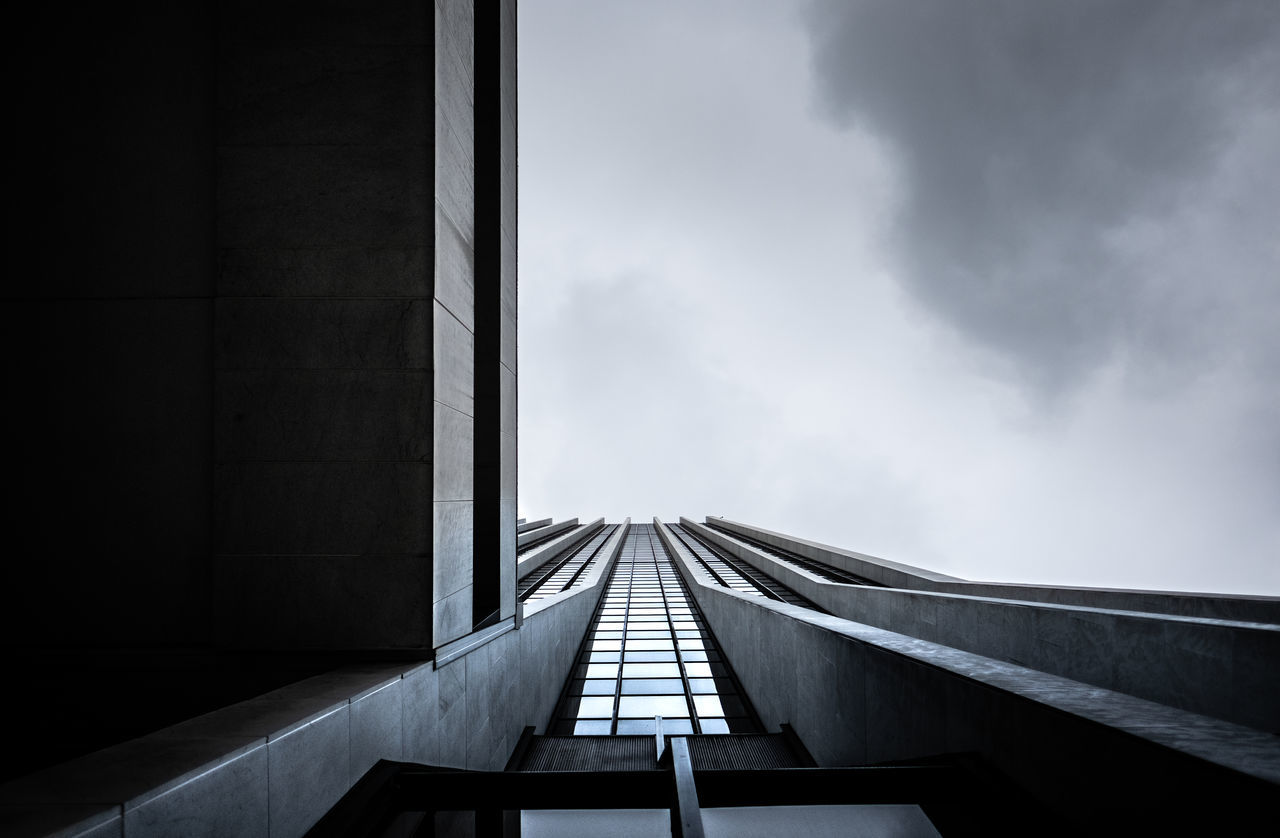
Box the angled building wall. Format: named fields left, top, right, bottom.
left=2, top=1, right=535, bottom=835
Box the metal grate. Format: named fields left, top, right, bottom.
left=519, top=735, right=657, bottom=772
left=686, top=734, right=810, bottom=770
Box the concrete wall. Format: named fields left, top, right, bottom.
left=2, top=0, right=522, bottom=796
left=7, top=0, right=496, bottom=652
left=656, top=522, right=1280, bottom=830
left=686, top=519, right=1280, bottom=732
left=707, top=517, right=1280, bottom=623
left=5, top=3, right=217, bottom=650
left=0, top=518, right=624, bottom=838
left=214, top=1, right=435, bottom=649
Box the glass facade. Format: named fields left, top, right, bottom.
left=550, top=524, right=760, bottom=735
left=521, top=524, right=619, bottom=602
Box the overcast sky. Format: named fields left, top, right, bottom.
left=515, top=0, right=1280, bottom=595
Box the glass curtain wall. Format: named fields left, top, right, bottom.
left=550, top=524, right=759, bottom=735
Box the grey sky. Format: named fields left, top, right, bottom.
left=517, top=0, right=1280, bottom=594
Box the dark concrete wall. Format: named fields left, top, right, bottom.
left=5, top=3, right=217, bottom=648
left=211, top=0, right=435, bottom=650
left=2, top=0, right=522, bottom=793
left=6, top=1, right=445, bottom=652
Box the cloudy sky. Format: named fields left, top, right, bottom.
left=515, top=0, right=1280, bottom=595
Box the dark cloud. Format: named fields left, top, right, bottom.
left=806, top=0, right=1280, bottom=392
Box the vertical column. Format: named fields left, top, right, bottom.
left=213, top=1, right=434, bottom=649
left=471, top=0, right=518, bottom=632
left=433, top=0, right=479, bottom=645
left=498, top=0, right=520, bottom=627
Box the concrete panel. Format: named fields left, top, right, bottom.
left=267, top=705, right=349, bottom=838
left=464, top=642, right=494, bottom=769
left=214, top=554, right=429, bottom=650
left=435, top=657, right=469, bottom=768
left=402, top=663, right=442, bottom=766
left=434, top=11, right=475, bottom=154
left=215, top=369, right=431, bottom=462
left=215, top=298, right=430, bottom=370
left=436, top=0, right=475, bottom=80
left=434, top=301, right=475, bottom=415
left=500, top=272, right=517, bottom=376
left=500, top=496, right=519, bottom=621
left=433, top=404, right=474, bottom=502
left=350, top=681, right=405, bottom=784
left=217, top=0, right=428, bottom=47
left=434, top=586, right=474, bottom=650
left=218, top=45, right=428, bottom=148
left=435, top=212, right=475, bottom=330
left=500, top=430, right=517, bottom=501
left=217, top=145, right=428, bottom=249
left=215, top=462, right=430, bottom=555
left=434, top=501, right=474, bottom=601
left=124, top=745, right=268, bottom=838
left=218, top=247, right=429, bottom=298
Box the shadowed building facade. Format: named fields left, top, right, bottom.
left=2, top=2, right=1278, bottom=836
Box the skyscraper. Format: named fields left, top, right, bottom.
left=2, top=1, right=1276, bottom=836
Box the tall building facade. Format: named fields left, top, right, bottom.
left=2, top=2, right=1277, bottom=836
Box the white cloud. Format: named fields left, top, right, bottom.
left=517, top=0, right=1280, bottom=594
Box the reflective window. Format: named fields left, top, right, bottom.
left=549, top=524, right=760, bottom=735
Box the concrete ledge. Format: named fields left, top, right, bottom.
left=517, top=517, right=552, bottom=534
left=685, top=518, right=1280, bottom=732
left=516, top=518, right=604, bottom=580
left=655, top=519, right=1280, bottom=828
left=434, top=616, right=518, bottom=668
left=516, top=517, right=578, bottom=550
left=0, top=663, right=409, bottom=838
left=707, top=517, right=1280, bottom=623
